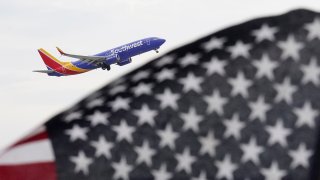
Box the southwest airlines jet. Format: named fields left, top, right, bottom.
left=34, top=37, right=166, bottom=76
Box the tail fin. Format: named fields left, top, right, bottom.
left=37, top=48, right=67, bottom=70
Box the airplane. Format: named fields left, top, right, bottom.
left=34, top=37, right=166, bottom=76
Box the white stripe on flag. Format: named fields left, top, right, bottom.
left=21, top=126, right=46, bottom=141
left=0, top=139, right=54, bottom=165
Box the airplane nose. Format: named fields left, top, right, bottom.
left=158, top=38, right=166, bottom=45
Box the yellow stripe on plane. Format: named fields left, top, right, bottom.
left=64, top=62, right=90, bottom=73
left=39, top=48, right=89, bottom=73
left=38, top=48, right=67, bottom=65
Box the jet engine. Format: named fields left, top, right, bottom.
left=117, top=58, right=132, bottom=66
left=105, top=54, right=120, bottom=64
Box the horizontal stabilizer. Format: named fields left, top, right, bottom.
left=33, top=70, right=55, bottom=73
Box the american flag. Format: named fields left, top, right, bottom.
left=1, top=9, right=320, bottom=180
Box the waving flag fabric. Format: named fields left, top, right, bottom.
left=1, top=9, right=320, bottom=180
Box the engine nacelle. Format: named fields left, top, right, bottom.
left=117, top=58, right=132, bottom=66
left=105, top=54, right=120, bottom=64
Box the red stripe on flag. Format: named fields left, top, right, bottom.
left=0, top=127, right=57, bottom=179
left=12, top=131, right=48, bottom=147
left=0, top=162, right=57, bottom=180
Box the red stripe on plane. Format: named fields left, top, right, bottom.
left=38, top=50, right=81, bottom=75
left=38, top=50, right=63, bottom=70
left=54, top=67, right=83, bottom=75
left=0, top=162, right=57, bottom=180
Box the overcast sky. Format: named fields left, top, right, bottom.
left=0, top=0, right=319, bottom=149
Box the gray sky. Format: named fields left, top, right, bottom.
left=0, top=0, right=319, bottom=149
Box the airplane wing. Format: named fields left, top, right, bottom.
left=56, top=47, right=105, bottom=64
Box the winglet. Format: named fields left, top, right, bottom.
left=56, top=47, right=66, bottom=55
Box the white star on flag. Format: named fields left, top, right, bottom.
left=180, top=53, right=200, bottom=67
left=155, top=68, right=176, bottom=82
left=240, top=137, right=263, bottom=164
left=86, top=110, right=109, bottom=126
left=301, top=57, right=320, bottom=85
left=277, top=35, right=304, bottom=61
left=274, top=77, right=297, bottom=104
left=134, top=141, right=155, bottom=166
left=215, top=155, right=237, bottom=180
left=304, top=18, right=320, bottom=40
left=249, top=96, right=271, bottom=122
left=293, top=102, right=318, bottom=128
left=202, top=57, right=226, bottom=76
left=65, top=124, right=89, bottom=142
left=266, top=120, right=291, bottom=147
left=192, top=171, right=207, bottom=180
left=133, top=104, right=157, bottom=126
left=289, top=144, right=312, bottom=169
left=180, top=107, right=203, bottom=132
left=253, top=54, right=278, bottom=80
left=261, top=162, right=286, bottom=180
left=175, top=148, right=196, bottom=174
left=179, top=73, right=203, bottom=93
left=252, top=24, right=278, bottom=42
left=113, top=120, right=135, bottom=143
left=64, top=111, right=82, bottom=122
left=152, top=164, right=172, bottom=180
left=86, top=98, right=104, bottom=109
left=223, top=114, right=245, bottom=140
left=157, top=124, right=178, bottom=149
left=228, top=72, right=252, bottom=98
left=199, top=131, right=219, bottom=156
left=132, top=70, right=151, bottom=82
left=90, top=136, right=114, bottom=159
left=132, top=82, right=153, bottom=96
left=202, top=37, right=226, bottom=51
left=155, top=55, right=175, bottom=67
left=109, top=84, right=127, bottom=95
left=156, top=88, right=180, bottom=110
left=110, top=97, right=131, bottom=111
left=204, top=90, right=227, bottom=115
left=70, top=151, right=93, bottom=175
left=111, top=157, right=133, bottom=180
left=227, top=40, right=252, bottom=59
